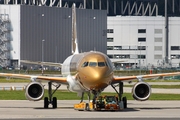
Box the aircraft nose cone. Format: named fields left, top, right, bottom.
left=78, top=67, right=113, bottom=91
left=88, top=68, right=110, bottom=82
left=92, top=70, right=104, bottom=80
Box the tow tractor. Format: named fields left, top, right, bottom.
left=74, top=95, right=127, bottom=111
left=94, top=95, right=126, bottom=111
left=74, top=82, right=127, bottom=111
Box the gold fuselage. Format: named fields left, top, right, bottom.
left=62, top=51, right=114, bottom=91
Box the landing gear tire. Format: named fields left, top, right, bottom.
left=122, top=97, right=127, bottom=108
left=52, top=97, right=57, bottom=109
left=85, top=103, right=89, bottom=111
left=44, top=97, right=49, bottom=108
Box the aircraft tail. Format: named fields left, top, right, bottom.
left=72, top=3, right=79, bottom=54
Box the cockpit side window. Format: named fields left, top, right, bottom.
left=82, top=62, right=89, bottom=67
left=98, top=62, right=106, bottom=67
left=89, top=62, right=97, bottom=67
left=106, top=57, right=113, bottom=69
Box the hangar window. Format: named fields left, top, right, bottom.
left=155, top=29, right=162, bottom=34
left=138, top=38, right=146, bottom=42
left=107, top=29, right=114, bottom=33
left=114, top=54, right=130, bottom=59
left=155, top=38, right=162, bottom=42
left=107, top=55, right=113, bottom=58
left=154, top=46, right=162, bottom=51
left=171, top=46, right=180, bottom=50
left=107, top=46, right=113, bottom=50
left=138, top=46, right=146, bottom=50
left=114, top=46, right=122, bottom=50
left=138, top=55, right=146, bottom=59
left=107, top=38, right=114, bottom=42
left=171, top=55, right=180, bottom=59
left=138, top=29, right=146, bottom=33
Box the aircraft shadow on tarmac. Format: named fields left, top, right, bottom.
left=138, top=107, right=180, bottom=110
left=34, top=107, right=139, bottom=112
left=34, top=107, right=74, bottom=110
left=33, top=106, right=180, bottom=112
left=1, top=105, right=180, bottom=112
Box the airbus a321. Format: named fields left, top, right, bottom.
left=0, top=3, right=180, bottom=110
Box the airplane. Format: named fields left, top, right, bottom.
left=1, top=3, right=180, bottom=110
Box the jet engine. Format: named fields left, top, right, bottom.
left=132, top=82, right=151, bottom=101
left=25, top=82, right=44, bottom=101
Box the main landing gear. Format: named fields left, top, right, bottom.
left=111, top=82, right=127, bottom=109
left=44, top=82, right=61, bottom=109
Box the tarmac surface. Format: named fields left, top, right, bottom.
left=0, top=100, right=180, bottom=119
left=1, top=82, right=180, bottom=119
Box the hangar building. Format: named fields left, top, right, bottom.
left=0, top=2, right=107, bottom=68
left=0, top=0, right=180, bottom=69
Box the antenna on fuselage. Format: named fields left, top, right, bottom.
left=72, top=3, right=79, bottom=55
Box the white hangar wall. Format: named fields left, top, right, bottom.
left=107, top=16, right=180, bottom=68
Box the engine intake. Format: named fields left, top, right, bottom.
left=25, top=82, right=44, bottom=101
left=132, top=82, right=151, bottom=101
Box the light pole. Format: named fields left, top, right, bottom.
left=42, top=39, right=45, bottom=75
left=146, top=45, right=148, bottom=69
left=135, top=45, right=137, bottom=68
left=139, top=42, right=141, bottom=75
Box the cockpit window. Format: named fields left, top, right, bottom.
left=98, top=62, right=106, bottom=67
left=106, top=57, right=113, bottom=69
left=82, top=61, right=107, bottom=67
left=82, top=62, right=89, bottom=67
left=89, top=62, right=97, bottom=67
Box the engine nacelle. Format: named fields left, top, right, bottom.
left=25, top=82, right=44, bottom=101
left=132, top=82, right=151, bottom=101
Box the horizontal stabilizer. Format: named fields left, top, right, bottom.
left=21, top=60, right=62, bottom=67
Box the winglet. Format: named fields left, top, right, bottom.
left=72, top=3, right=79, bottom=54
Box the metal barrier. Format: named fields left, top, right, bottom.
left=0, top=86, right=25, bottom=91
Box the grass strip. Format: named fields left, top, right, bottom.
left=0, top=90, right=180, bottom=100
left=124, top=85, right=180, bottom=89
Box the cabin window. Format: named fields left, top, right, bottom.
left=82, top=62, right=89, bottom=67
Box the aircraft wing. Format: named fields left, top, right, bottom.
left=0, top=73, right=68, bottom=85
left=112, top=72, right=180, bottom=84
left=21, top=60, right=62, bottom=67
